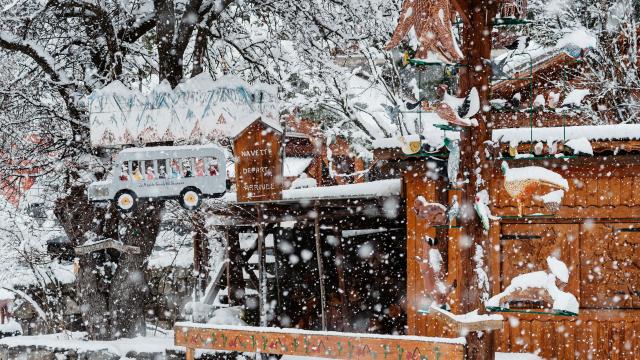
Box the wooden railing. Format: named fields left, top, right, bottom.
left=174, top=323, right=466, bottom=360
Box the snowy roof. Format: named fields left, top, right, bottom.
left=493, top=124, right=640, bottom=144
left=224, top=178, right=401, bottom=203
left=493, top=28, right=596, bottom=82
left=283, top=157, right=313, bottom=177
left=88, top=73, right=281, bottom=147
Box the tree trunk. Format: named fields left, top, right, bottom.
left=55, top=186, right=114, bottom=339
left=154, top=0, right=182, bottom=87
left=55, top=186, right=163, bottom=339
left=108, top=201, right=162, bottom=338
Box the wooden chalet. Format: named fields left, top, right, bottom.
left=175, top=4, right=640, bottom=360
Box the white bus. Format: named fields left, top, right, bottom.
left=88, top=145, right=226, bottom=212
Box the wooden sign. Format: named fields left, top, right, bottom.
left=234, top=119, right=283, bottom=202
left=74, top=239, right=141, bottom=255
left=174, top=323, right=465, bottom=360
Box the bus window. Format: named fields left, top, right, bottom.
left=195, top=158, right=205, bottom=177
left=169, top=159, right=181, bottom=179
left=119, top=162, right=129, bottom=181
left=182, top=158, right=193, bottom=178
left=158, top=160, right=167, bottom=179
left=207, top=158, right=219, bottom=176
left=132, top=161, right=143, bottom=181
left=145, top=161, right=155, bottom=180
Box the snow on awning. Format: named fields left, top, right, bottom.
left=223, top=178, right=401, bottom=203
left=492, top=124, right=640, bottom=145
left=283, top=157, right=313, bottom=177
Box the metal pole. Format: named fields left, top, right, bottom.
left=314, top=203, right=327, bottom=331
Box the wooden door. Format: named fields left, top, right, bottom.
left=500, top=224, right=580, bottom=302
left=580, top=223, right=640, bottom=309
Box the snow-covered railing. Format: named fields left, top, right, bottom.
left=174, top=323, right=466, bottom=359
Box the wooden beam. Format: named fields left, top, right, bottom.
left=174, top=323, right=466, bottom=359
left=74, top=239, right=140, bottom=255
left=450, top=0, right=470, bottom=25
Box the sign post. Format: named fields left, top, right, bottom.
left=233, top=118, right=283, bottom=203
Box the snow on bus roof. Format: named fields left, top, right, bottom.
left=223, top=178, right=402, bottom=203
left=492, top=124, right=640, bottom=145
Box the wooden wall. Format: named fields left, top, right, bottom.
left=404, top=167, right=459, bottom=338
left=488, top=159, right=640, bottom=358
left=494, top=311, right=640, bottom=359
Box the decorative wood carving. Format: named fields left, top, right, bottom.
left=385, top=0, right=463, bottom=63
left=500, top=224, right=580, bottom=302
left=581, top=223, right=640, bottom=309
left=174, top=323, right=465, bottom=360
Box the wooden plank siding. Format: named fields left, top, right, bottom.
left=487, top=160, right=640, bottom=358
left=491, top=165, right=640, bottom=219
left=404, top=168, right=441, bottom=337
left=490, top=311, right=640, bottom=359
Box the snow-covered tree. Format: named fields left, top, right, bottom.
left=0, top=0, right=403, bottom=340
left=528, top=0, right=640, bottom=123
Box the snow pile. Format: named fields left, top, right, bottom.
left=493, top=124, right=640, bottom=145
left=430, top=304, right=503, bottom=323
left=503, top=164, right=569, bottom=189
left=556, top=28, right=597, bottom=50
left=486, top=257, right=579, bottom=314
left=0, top=330, right=179, bottom=356
left=207, top=306, right=246, bottom=326
left=290, top=173, right=317, bottom=189
left=88, top=73, right=281, bottom=147
left=284, top=157, right=313, bottom=177
left=540, top=190, right=565, bottom=205
left=561, top=89, right=589, bottom=107
left=546, top=256, right=569, bottom=283
left=565, top=137, right=593, bottom=155
left=0, top=320, right=22, bottom=334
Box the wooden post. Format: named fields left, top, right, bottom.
left=333, top=226, right=349, bottom=331
left=456, top=2, right=498, bottom=359
left=257, top=206, right=268, bottom=327
left=314, top=203, right=327, bottom=331
left=186, top=347, right=195, bottom=360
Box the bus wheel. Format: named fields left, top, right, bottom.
left=179, top=187, right=202, bottom=210
left=115, top=190, right=137, bottom=213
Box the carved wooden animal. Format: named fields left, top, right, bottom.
left=385, top=0, right=463, bottom=63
